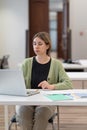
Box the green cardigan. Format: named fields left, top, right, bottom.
left=21, top=57, right=72, bottom=90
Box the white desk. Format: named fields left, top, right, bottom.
left=67, top=72, right=87, bottom=89
left=1, top=89, right=87, bottom=106
left=63, top=63, right=84, bottom=70
left=78, top=59, right=87, bottom=68
left=67, top=72, right=87, bottom=80
left=62, top=63, right=87, bottom=71
left=1, top=89, right=87, bottom=130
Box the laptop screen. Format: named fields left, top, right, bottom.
left=0, top=69, right=27, bottom=96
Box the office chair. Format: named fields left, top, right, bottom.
left=8, top=112, right=58, bottom=130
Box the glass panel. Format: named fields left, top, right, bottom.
left=49, top=20, right=57, bottom=51
left=49, top=0, right=63, bottom=55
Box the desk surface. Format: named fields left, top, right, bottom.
left=62, top=63, right=85, bottom=70
left=67, top=72, right=87, bottom=80
left=0, top=89, right=87, bottom=106
left=62, top=60, right=87, bottom=69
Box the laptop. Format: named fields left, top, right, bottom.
left=0, top=69, right=39, bottom=96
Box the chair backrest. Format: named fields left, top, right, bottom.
left=0, top=55, right=9, bottom=69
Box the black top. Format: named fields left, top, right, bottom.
left=31, top=57, right=51, bottom=89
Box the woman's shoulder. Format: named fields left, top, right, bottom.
left=22, top=57, right=33, bottom=66
left=51, top=57, right=64, bottom=69
left=24, top=57, right=33, bottom=61
left=51, top=57, right=62, bottom=64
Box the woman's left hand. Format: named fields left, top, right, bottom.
left=38, top=80, right=55, bottom=90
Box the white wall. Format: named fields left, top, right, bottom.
left=1, top=0, right=87, bottom=67
left=0, top=0, right=28, bottom=68
left=70, top=0, right=87, bottom=60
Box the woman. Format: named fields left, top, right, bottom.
left=16, top=32, right=72, bottom=130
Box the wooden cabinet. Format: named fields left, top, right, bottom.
left=72, top=80, right=87, bottom=89
left=83, top=81, right=87, bottom=89
left=59, top=106, right=87, bottom=130
left=72, top=81, right=83, bottom=89
left=59, top=80, right=87, bottom=130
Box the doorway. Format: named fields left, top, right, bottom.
left=49, top=0, right=70, bottom=60
left=28, top=0, right=70, bottom=60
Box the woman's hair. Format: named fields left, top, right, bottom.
left=33, top=32, right=52, bottom=55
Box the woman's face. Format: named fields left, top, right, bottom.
left=33, top=37, right=49, bottom=56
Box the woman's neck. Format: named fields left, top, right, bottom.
left=35, top=55, right=50, bottom=64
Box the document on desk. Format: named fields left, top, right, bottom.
left=45, top=94, right=73, bottom=101
left=41, top=89, right=87, bottom=100
left=72, top=93, right=87, bottom=98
